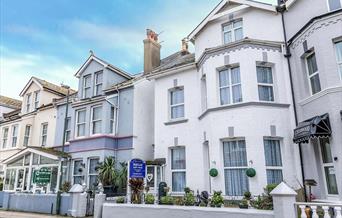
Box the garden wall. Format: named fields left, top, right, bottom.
left=102, top=203, right=274, bottom=218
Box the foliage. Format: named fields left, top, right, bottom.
left=184, top=187, right=191, bottom=194
left=174, top=197, right=184, bottom=206
left=183, top=191, right=196, bottom=206
left=115, top=162, right=128, bottom=193
left=210, top=191, right=224, bottom=207
left=224, top=200, right=241, bottom=208
left=243, top=191, right=251, bottom=200
left=199, top=202, right=207, bottom=207
left=239, top=199, right=249, bottom=207
left=145, top=193, right=155, bottom=204
left=116, top=196, right=125, bottom=203
left=97, top=157, right=117, bottom=186
left=265, top=184, right=278, bottom=195
left=160, top=195, right=174, bottom=205
left=250, top=192, right=273, bottom=210
left=61, top=181, right=71, bottom=193
left=0, top=178, right=3, bottom=191
left=129, top=178, right=144, bottom=204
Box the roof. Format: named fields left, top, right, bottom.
left=0, top=95, right=22, bottom=109
left=19, top=77, right=76, bottom=97
left=75, top=54, right=133, bottom=80
left=105, top=75, right=141, bottom=91
left=187, top=0, right=276, bottom=41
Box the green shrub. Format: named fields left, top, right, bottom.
left=199, top=202, right=207, bottom=207
left=265, top=184, right=278, bottom=194
left=160, top=195, right=174, bottom=205
left=174, top=197, right=184, bottom=206
left=224, top=200, right=241, bottom=208
left=183, top=192, right=196, bottom=206
left=116, top=196, right=125, bottom=203
left=210, top=191, right=224, bottom=207
left=184, top=187, right=191, bottom=194
left=145, top=193, right=155, bottom=204
left=243, top=191, right=251, bottom=200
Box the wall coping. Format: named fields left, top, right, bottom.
left=102, top=203, right=274, bottom=215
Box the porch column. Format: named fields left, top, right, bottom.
left=26, top=153, right=33, bottom=191
left=56, top=160, right=62, bottom=192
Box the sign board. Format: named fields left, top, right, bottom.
left=33, top=167, right=51, bottom=185
left=129, top=159, right=146, bottom=178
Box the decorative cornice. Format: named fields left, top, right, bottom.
left=197, top=38, right=283, bottom=68
left=198, top=101, right=290, bottom=120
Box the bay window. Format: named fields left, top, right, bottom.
left=264, top=139, right=283, bottom=184
left=83, top=75, right=91, bottom=98
left=223, top=20, right=243, bottom=44
left=219, top=67, right=242, bottom=105
left=11, top=125, right=18, bottom=147
left=328, top=0, right=341, bottom=11
left=76, top=109, right=86, bottom=137
left=94, top=71, right=103, bottom=96
left=88, top=158, right=99, bottom=189
left=171, top=147, right=186, bottom=192
left=170, top=87, right=184, bottom=120
left=91, top=106, right=102, bottom=135
left=335, top=41, right=342, bottom=80
left=306, top=52, right=321, bottom=95
left=223, top=140, right=249, bottom=196
left=41, top=123, right=48, bottom=146
left=73, top=160, right=84, bottom=185
left=257, top=66, right=274, bottom=101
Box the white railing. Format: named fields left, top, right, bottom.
left=295, top=202, right=342, bottom=218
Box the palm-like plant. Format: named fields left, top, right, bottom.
left=97, top=156, right=117, bottom=186
left=116, top=162, right=128, bottom=193
left=129, top=178, right=144, bottom=204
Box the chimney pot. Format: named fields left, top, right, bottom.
left=144, top=29, right=161, bottom=73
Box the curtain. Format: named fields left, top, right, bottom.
left=171, top=89, right=184, bottom=105
left=258, top=86, right=274, bottom=101
left=234, top=28, right=243, bottom=41
left=310, top=74, right=321, bottom=94
left=266, top=170, right=283, bottom=184
left=224, top=32, right=232, bottom=44
left=172, top=172, right=186, bottom=192
left=307, top=53, right=318, bottom=75
left=219, top=70, right=229, bottom=87
left=220, top=87, right=230, bottom=105
left=257, top=66, right=273, bottom=84
left=328, top=0, right=341, bottom=10
left=225, top=169, right=249, bottom=196
left=264, top=139, right=282, bottom=166
left=171, top=147, right=186, bottom=169
left=171, top=105, right=184, bottom=119
left=223, top=141, right=247, bottom=167
left=78, top=110, right=86, bottom=123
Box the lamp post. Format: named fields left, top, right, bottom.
left=56, top=84, right=70, bottom=214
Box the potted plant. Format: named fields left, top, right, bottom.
left=243, top=191, right=251, bottom=200
left=116, top=196, right=125, bottom=204
left=160, top=195, right=174, bottom=205
left=211, top=191, right=224, bottom=208
left=129, top=178, right=144, bottom=204
left=239, top=199, right=249, bottom=209
left=145, top=193, right=155, bottom=204
left=97, top=157, right=117, bottom=196
left=183, top=191, right=196, bottom=206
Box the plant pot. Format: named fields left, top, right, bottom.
left=103, top=185, right=114, bottom=196
left=239, top=204, right=249, bottom=209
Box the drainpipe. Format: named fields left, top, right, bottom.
left=277, top=2, right=307, bottom=201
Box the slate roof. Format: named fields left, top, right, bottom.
left=0, top=95, right=22, bottom=109
left=33, top=77, right=77, bottom=96
left=154, top=51, right=195, bottom=72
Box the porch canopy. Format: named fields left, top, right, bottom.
left=293, top=113, right=331, bottom=144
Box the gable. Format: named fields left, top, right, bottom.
left=19, top=78, right=43, bottom=97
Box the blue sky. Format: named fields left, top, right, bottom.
left=0, top=0, right=276, bottom=99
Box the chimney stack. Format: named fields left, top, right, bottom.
left=144, top=29, right=161, bottom=73
left=181, top=38, right=189, bottom=55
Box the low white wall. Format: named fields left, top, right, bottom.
left=102, top=203, right=274, bottom=218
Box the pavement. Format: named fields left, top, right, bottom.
left=0, top=210, right=75, bottom=218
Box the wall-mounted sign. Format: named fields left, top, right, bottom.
left=129, top=159, right=146, bottom=178
left=32, top=167, right=51, bottom=185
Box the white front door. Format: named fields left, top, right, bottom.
left=319, top=138, right=338, bottom=196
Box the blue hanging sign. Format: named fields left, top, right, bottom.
left=129, top=159, right=146, bottom=178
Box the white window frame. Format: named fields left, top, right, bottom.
left=222, top=19, right=243, bottom=44
left=90, top=105, right=102, bottom=135
left=23, top=125, right=31, bottom=147
left=306, top=52, right=321, bottom=95
left=264, top=138, right=283, bottom=185
left=170, top=146, right=186, bottom=193
left=26, top=93, right=31, bottom=112
left=76, top=109, right=86, bottom=138
left=110, top=106, right=118, bottom=135
left=2, top=127, right=9, bottom=148
left=334, top=40, right=342, bottom=80
left=94, top=71, right=103, bottom=96
left=40, top=123, right=48, bottom=146
left=87, top=157, right=99, bottom=189
left=83, top=75, right=91, bottom=99
left=256, top=65, right=275, bottom=102
left=218, top=67, right=242, bottom=105
left=169, top=87, right=185, bottom=120
left=11, top=125, right=18, bottom=147
left=72, top=159, right=84, bottom=185
left=65, top=117, right=71, bottom=143
left=34, top=91, right=40, bottom=109
left=327, top=0, right=342, bottom=11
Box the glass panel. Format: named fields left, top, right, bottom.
left=224, top=169, right=249, bottom=196
left=172, top=172, right=186, bottom=192
left=328, top=0, right=341, bottom=11
left=307, top=53, right=318, bottom=75
left=264, top=140, right=282, bottom=166
left=17, top=169, right=24, bottom=189
left=170, top=89, right=184, bottom=105
left=310, top=74, right=321, bottom=94
left=231, top=67, right=240, bottom=84
left=224, top=32, right=232, bottom=44
left=233, top=20, right=242, bottom=28
left=84, top=75, right=91, bottom=87
left=219, top=70, right=229, bottom=87
left=220, top=87, right=230, bottom=105
left=74, top=160, right=83, bottom=176
left=77, top=124, right=85, bottom=137
left=336, top=41, right=342, bottom=62
left=171, top=105, right=184, bottom=119
left=74, top=176, right=83, bottom=185
left=78, top=110, right=86, bottom=123
left=257, top=66, right=273, bottom=84
left=266, top=169, right=283, bottom=184
left=89, top=175, right=98, bottom=189
left=40, top=156, right=58, bottom=164
left=171, top=147, right=186, bottom=169
left=32, top=153, right=39, bottom=165
left=223, top=140, right=247, bottom=167
left=95, top=72, right=103, bottom=83
left=92, top=107, right=102, bottom=120
left=50, top=167, right=58, bottom=193
left=223, top=23, right=232, bottom=32
left=234, top=28, right=243, bottom=41
left=320, top=138, right=333, bottom=163
left=258, top=86, right=274, bottom=101
left=232, top=85, right=242, bottom=103
left=5, top=169, right=16, bottom=190
left=8, top=157, right=24, bottom=167
left=89, top=158, right=99, bottom=174
left=324, top=166, right=339, bottom=194
left=24, top=154, right=30, bottom=165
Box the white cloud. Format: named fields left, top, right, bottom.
left=0, top=46, right=78, bottom=98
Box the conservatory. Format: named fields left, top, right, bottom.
left=2, top=147, right=70, bottom=193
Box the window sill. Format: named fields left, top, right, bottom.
left=164, top=119, right=188, bottom=126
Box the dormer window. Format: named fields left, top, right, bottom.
left=83, top=75, right=91, bottom=98
left=223, top=20, right=243, bottom=44
left=94, top=71, right=103, bottom=96
left=328, top=0, right=341, bottom=11
left=26, top=93, right=31, bottom=112
left=34, top=91, right=40, bottom=109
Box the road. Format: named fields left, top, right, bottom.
left=0, top=210, right=80, bottom=218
